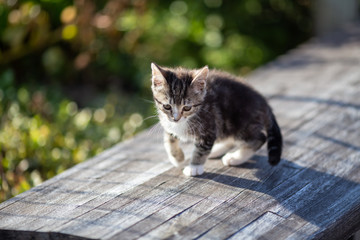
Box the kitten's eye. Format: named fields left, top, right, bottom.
left=163, top=104, right=172, bottom=110
left=183, top=106, right=192, bottom=111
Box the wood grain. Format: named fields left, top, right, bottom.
left=1, top=24, right=360, bottom=240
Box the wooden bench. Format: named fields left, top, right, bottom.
left=1, top=24, right=360, bottom=240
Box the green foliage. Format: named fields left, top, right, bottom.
left=0, top=69, right=155, bottom=201
left=0, top=0, right=312, bottom=86
left=0, top=0, right=312, bottom=202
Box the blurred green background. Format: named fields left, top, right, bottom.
left=0, top=0, right=312, bottom=202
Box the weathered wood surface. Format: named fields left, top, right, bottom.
left=1, top=24, right=360, bottom=240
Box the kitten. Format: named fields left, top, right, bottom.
left=151, top=63, right=282, bottom=176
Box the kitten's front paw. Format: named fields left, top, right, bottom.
left=183, top=165, right=204, bottom=176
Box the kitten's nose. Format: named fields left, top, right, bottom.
left=172, top=112, right=181, bottom=122
left=173, top=116, right=181, bottom=122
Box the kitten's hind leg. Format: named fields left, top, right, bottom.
left=208, top=138, right=236, bottom=159
left=221, top=144, right=255, bottom=166
left=222, top=133, right=266, bottom=166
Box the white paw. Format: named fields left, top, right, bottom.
left=221, top=152, right=247, bottom=166
left=208, top=138, right=235, bottom=159
left=222, top=147, right=255, bottom=166
left=183, top=165, right=204, bottom=176
left=222, top=153, right=236, bottom=166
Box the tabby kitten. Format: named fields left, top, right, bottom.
left=151, top=63, right=282, bottom=176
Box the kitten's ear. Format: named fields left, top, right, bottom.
left=191, top=66, right=209, bottom=93
left=151, top=63, right=167, bottom=89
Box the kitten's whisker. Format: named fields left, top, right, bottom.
left=187, top=121, right=196, bottom=142
left=143, top=115, right=158, bottom=121
left=140, top=98, right=155, bottom=104
left=192, top=118, right=205, bottom=137
left=186, top=122, right=192, bottom=140
left=147, top=123, right=161, bottom=138
left=155, top=124, right=164, bottom=138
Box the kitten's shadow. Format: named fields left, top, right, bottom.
left=195, top=155, right=360, bottom=229
left=198, top=155, right=278, bottom=189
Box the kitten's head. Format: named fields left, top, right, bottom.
left=151, top=63, right=209, bottom=123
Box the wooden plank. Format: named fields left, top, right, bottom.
left=0, top=134, right=170, bottom=235
left=0, top=135, right=171, bottom=232
left=116, top=159, right=285, bottom=240
left=228, top=211, right=285, bottom=240
left=1, top=24, right=360, bottom=240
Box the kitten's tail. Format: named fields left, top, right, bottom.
left=266, top=113, right=283, bottom=165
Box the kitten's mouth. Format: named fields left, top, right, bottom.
left=170, top=113, right=183, bottom=122
left=170, top=116, right=185, bottom=123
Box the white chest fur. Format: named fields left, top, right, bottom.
left=159, top=115, right=192, bottom=142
